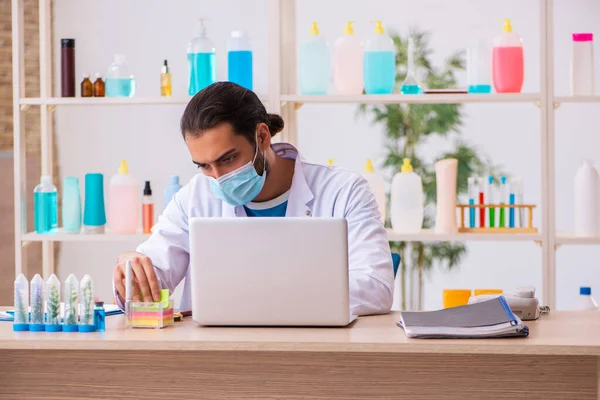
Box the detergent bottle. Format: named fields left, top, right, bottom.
left=108, top=160, right=139, bottom=234
left=492, top=19, right=524, bottom=93
left=333, top=22, right=363, bottom=95
left=364, top=21, right=395, bottom=94
left=390, top=158, right=424, bottom=233
left=299, top=22, right=330, bottom=95
left=363, top=159, right=386, bottom=222
left=187, top=18, right=216, bottom=96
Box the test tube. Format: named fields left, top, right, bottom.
left=514, top=177, right=524, bottom=227
left=478, top=176, right=485, bottom=228
left=13, top=274, right=29, bottom=331
left=79, top=274, right=96, bottom=332
left=468, top=177, right=476, bottom=228
left=63, top=273, right=79, bottom=332
left=509, top=179, right=516, bottom=228
left=30, top=274, right=44, bottom=331
left=487, top=176, right=495, bottom=228
left=499, top=176, right=507, bottom=228
left=45, top=274, right=62, bottom=331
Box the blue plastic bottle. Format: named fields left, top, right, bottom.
left=364, top=21, right=395, bottom=94
left=188, top=19, right=216, bottom=96
left=34, top=175, right=58, bottom=234
left=62, top=176, right=82, bottom=233
left=228, top=31, right=253, bottom=90
left=299, top=22, right=330, bottom=95
left=164, top=175, right=183, bottom=210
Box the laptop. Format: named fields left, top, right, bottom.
left=189, top=217, right=356, bottom=326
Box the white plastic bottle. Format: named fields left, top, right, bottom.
left=363, top=159, right=386, bottom=223
left=333, top=22, right=363, bottom=95
left=573, top=287, right=599, bottom=310
left=574, top=160, right=600, bottom=237
left=299, top=22, right=330, bottom=95
left=108, top=160, right=139, bottom=234
left=390, top=158, right=424, bottom=233
left=570, top=33, right=595, bottom=96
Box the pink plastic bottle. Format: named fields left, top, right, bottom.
left=492, top=19, right=524, bottom=93
left=108, top=160, right=139, bottom=234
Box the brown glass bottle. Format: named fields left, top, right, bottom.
left=61, top=39, right=75, bottom=97
left=93, top=73, right=105, bottom=97
left=81, top=74, right=93, bottom=97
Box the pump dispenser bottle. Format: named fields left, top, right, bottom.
left=364, top=21, right=395, bottom=94
left=391, top=159, right=424, bottom=233
left=187, top=18, right=216, bottom=95
left=492, top=19, right=524, bottom=93
left=108, top=160, right=139, bottom=234
left=333, top=22, right=363, bottom=95
left=299, top=22, right=330, bottom=95
left=363, top=159, right=386, bottom=222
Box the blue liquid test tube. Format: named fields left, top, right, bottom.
left=468, top=177, right=476, bottom=228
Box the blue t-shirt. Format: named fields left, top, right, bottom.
left=244, top=190, right=289, bottom=217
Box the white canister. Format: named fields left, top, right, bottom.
left=574, top=160, right=600, bottom=237
left=570, top=33, right=595, bottom=96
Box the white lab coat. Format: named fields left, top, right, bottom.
left=135, top=143, right=394, bottom=316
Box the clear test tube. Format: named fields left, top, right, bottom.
left=499, top=176, right=508, bottom=227
left=478, top=176, right=486, bottom=228
left=30, top=274, right=45, bottom=331
left=487, top=176, right=495, bottom=228
left=514, top=177, right=524, bottom=227
left=13, top=274, right=29, bottom=331
left=468, top=177, right=476, bottom=228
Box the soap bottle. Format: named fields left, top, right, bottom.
left=401, top=37, right=421, bottom=94
left=106, top=54, right=136, bottom=97
left=81, top=74, right=93, bottom=97
left=333, top=22, right=364, bottom=95
left=160, top=60, right=172, bottom=97
left=492, top=19, right=524, bottom=93
left=33, top=175, right=58, bottom=234
left=108, top=160, right=139, bottom=234
left=142, top=181, right=154, bottom=234
left=390, top=158, right=424, bottom=233
left=364, top=21, right=395, bottom=94
left=299, top=22, right=330, bottom=95
left=363, top=159, right=386, bottom=223
left=574, top=160, right=600, bottom=237
left=164, top=175, right=183, bottom=209
left=573, top=287, right=599, bottom=310
left=62, top=176, right=82, bottom=233
left=93, top=73, right=105, bottom=97
left=187, top=18, right=216, bottom=96
left=228, top=30, right=253, bottom=90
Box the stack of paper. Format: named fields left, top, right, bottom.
left=398, top=296, right=529, bottom=339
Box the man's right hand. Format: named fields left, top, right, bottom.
left=113, top=252, right=161, bottom=302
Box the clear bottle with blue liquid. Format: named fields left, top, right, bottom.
left=228, top=30, right=253, bottom=90
left=105, top=54, right=135, bottom=97
left=34, top=175, right=58, bottom=234
left=401, top=38, right=422, bottom=95
left=467, top=39, right=492, bottom=94
left=188, top=18, right=216, bottom=96
left=364, top=21, right=395, bottom=94
left=299, top=22, right=330, bottom=95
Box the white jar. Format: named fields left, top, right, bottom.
left=570, top=33, right=595, bottom=96
left=574, top=160, right=600, bottom=237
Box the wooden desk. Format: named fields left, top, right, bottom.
left=1, top=311, right=599, bottom=399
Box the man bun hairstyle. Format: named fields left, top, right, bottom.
left=180, top=82, right=284, bottom=143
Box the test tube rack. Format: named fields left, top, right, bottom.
left=457, top=204, right=538, bottom=233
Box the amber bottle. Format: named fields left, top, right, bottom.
left=93, top=73, right=105, bottom=97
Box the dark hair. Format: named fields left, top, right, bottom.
left=180, top=82, right=284, bottom=143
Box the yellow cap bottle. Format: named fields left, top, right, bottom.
left=118, top=160, right=129, bottom=175
left=364, top=159, right=375, bottom=173
left=401, top=158, right=413, bottom=173
left=344, top=21, right=356, bottom=36
left=309, top=21, right=320, bottom=36
left=371, top=20, right=384, bottom=35
left=502, top=18, right=513, bottom=33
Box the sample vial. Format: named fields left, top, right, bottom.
left=160, top=60, right=172, bottom=97
left=93, top=73, right=105, bottom=97
left=81, top=74, right=93, bottom=97
left=45, top=274, right=62, bottom=332
left=94, top=301, right=106, bottom=332
left=79, top=274, right=96, bottom=332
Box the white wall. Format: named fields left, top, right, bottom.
left=53, top=0, right=600, bottom=310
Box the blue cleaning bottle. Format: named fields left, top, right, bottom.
left=299, top=22, right=330, bottom=95
left=401, top=37, right=422, bottom=95
left=34, top=175, right=58, bottom=234
left=228, top=31, right=253, bottom=90
left=187, top=18, right=216, bottom=96
left=364, top=21, right=395, bottom=94
left=164, top=175, right=183, bottom=210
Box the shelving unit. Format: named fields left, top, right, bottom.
left=9, top=0, right=596, bottom=309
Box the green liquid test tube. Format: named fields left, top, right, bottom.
left=487, top=176, right=495, bottom=228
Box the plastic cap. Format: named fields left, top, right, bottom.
left=144, top=181, right=152, bottom=196
left=310, top=22, right=320, bottom=36
left=371, top=20, right=384, bottom=34
left=82, top=73, right=90, bottom=79
left=344, top=21, right=356, bottom=36
left=581, top=287, right=591, bottom=295
left=61, top=38, right=75, bottom=48
left=94, top=72, right=102, bottom=79
left=502, top=18, right=513, bottom=33
left=488, top=175, right=494, bottom=184
left=573, top=33, right=593, bottom=42
left=364, top=159, right=375, bottom=173
left=198, top=18, right=207, bottom=36
left=501, top=176, right=507, bottom=184
left=114, top=54, right=126, bottom=64
left=95, top=301, right=104, bottom=307
left=170, top=175, right=180, bottom=185
left=401, top=158, right=413, bottom=173
left=118, top=160, right=129, bottom=175
left=41, top=175, right=52, bottom=185
left=327, top=159, right=335, bottom=166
